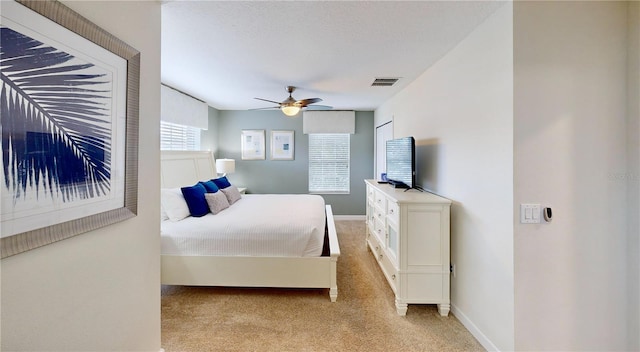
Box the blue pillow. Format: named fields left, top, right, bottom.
left=212, top=176, right=232, bottom=189
left=180, top=183, right=209, bottom=217
left=199, top=180, right=219, bottom=193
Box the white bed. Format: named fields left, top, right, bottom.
left=160, top=151, right=340, bottom=302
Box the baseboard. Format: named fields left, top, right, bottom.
left=333, top=215, right=365, bottom=221
left=451, top=304, right=500, bottom=352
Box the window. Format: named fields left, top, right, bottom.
left=308, top=133, right=350, bottom=194
left=160, top=121, right=201, bottom=150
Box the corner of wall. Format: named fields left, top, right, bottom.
left=627, top=1, right=640, bottom=350
left=201, top=106, right=220, bottom=154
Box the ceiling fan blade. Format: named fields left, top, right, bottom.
left=305, top=104, right=333, bottom=111
left=252, top=87, right=324, bottom=114
left=297, top=98, right=323, bottom=107
left=254, top=97, right=282, bottom=105
left=249, top=106, right=280, bottom=111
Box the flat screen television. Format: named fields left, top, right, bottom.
left=386, top=136, right=415, bottom=189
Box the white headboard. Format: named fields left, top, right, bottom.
left=160, top=151, right=217, bottom=188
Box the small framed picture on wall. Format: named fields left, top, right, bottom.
left=241, top=130, right=266, bottom=160
left=270, top=130, right=294, bottom=160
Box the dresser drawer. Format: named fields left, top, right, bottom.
left=367, top=185, right=375, bottom=202
left=368, top=230, right=382, bottom=255
left=374, top=190, right=387, bottom=212
left=387, top=201, right=399, bottom=224
left=373, top=217, right=386, bottom=243
left=377, top=249, right=398, bottom=293
left=374, top=204, right=386, bottom=223
left=366, top=218, right=376, bottom=236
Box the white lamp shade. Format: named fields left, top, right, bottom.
left=216, top=158, right=235, bottom=175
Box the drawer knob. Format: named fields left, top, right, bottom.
left=390, top=209, right=394, bottom=214
left=379, top=254, right=383, bottom=260
left=392, top=274, right=396, bottom=280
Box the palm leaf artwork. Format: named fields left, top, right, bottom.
left=1, top=26, right=112, bottom=205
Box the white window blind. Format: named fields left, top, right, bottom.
left=160, top=121, right=201, bottom=150
left=309, top=133, right=350, bottom=194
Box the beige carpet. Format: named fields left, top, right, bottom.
left=161, top=220, right=484, bottom=352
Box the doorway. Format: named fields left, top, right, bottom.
left=375, top=121, right=393, bottom=181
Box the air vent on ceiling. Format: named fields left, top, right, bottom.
left=371, top=78, right=399, bottom=87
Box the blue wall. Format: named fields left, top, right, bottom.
left=204, top=109, right=374, bottom=215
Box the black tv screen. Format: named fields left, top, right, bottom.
left=386, top=137, right=415, bottom=189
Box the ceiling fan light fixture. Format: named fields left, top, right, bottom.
left=281, top=105, right=301, bottom=117
left=254, top=86, right=322, bottom=117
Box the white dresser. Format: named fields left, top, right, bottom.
left=364, top=179, right=451, bottom=316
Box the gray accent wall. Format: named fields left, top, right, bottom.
left=206, top=110, right=373, bottom=215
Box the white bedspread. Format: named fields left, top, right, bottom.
left=161, top=194, right=326, bottom=257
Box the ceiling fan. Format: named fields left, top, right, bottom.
left=253, top=86, right=324, bottom=117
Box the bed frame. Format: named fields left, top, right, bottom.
left=160, top=151, right=340, bottom=302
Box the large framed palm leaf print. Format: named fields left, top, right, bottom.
left=0, top=0, right=140, bottom=258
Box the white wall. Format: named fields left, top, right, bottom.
left=375, top=3, right=514, bottom=351
left=0, top=1, right=161, bottom=351
left=514, top=1, right=630, bottom=350
left=627, top=2, right=640, bottom=350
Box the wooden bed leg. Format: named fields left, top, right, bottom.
left=329, top=287, right=338, bottom=302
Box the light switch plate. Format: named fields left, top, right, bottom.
left=520, top=204, right=541, bottom=224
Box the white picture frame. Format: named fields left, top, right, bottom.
left=271, top=130, right=295, bottom=160
left=241, top=130, right=266, bottom=160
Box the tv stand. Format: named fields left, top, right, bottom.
left=388, top=180, right=408, bottom=189
left=403, top=185, right=426, bottom=193
left=364, top=179, right=452, bottom=316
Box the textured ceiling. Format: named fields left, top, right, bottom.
left=161, top=1, right=504, bottom=111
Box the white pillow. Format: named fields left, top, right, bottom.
left=221, top=185, right=242, bottom=205
left=161, top=205, right=169, bottom=221
left=161, top=188, right=190, bottom=221
left=205, top=191, right=230, bottom=214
